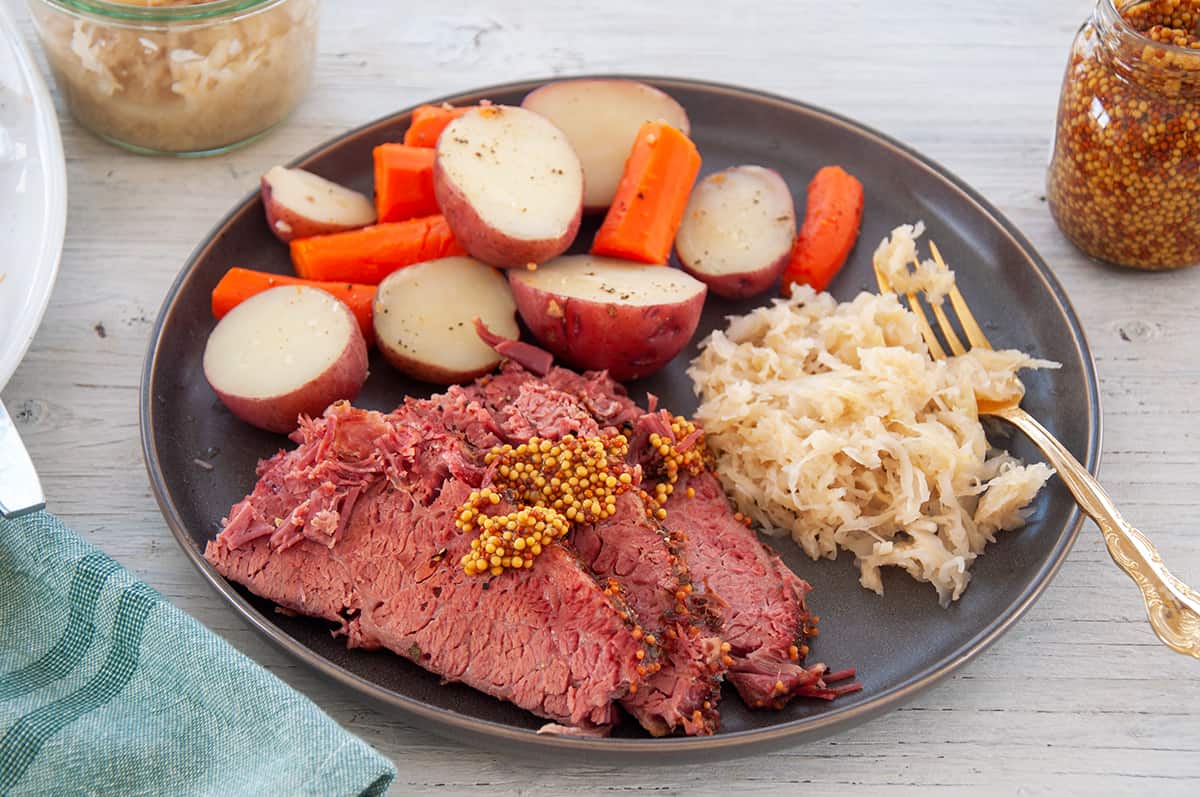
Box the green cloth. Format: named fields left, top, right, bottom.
left=0, top=511, right=395, bottom=796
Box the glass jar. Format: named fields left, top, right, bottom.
left=26, top=0, right=318, bottom=156
left=1047, top=0, right=1200, bottom=270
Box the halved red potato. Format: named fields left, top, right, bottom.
left=203, top=286, right=368, bottom=433
left=522, top=79, right=690, bottom=212
left=433, top=105, right=583, bottom=268
left=508, top=255, right=707, bottom=381
left=373, top=256, right=519, bottom=384
left=675, top=165, right=796, bottom=299
left=261, top=166, right=377, bottom=243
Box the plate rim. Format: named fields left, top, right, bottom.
left=140, top=75, right=1103, bottom=755
left=0, top=2, right=68, bottom=391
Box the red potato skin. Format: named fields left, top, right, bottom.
left=432, top=150, right=582, bottom=269
left=207, top=324, right=369, bottom=434
left=675, top=166, right=796, bottom=299
left=261, top=177, right=373, bottom=244
left=508, top=275, right=706, bottom=381
left=680, top=250, right=790, bottom=300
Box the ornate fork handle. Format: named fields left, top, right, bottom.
left=991, top=404, right=1200, bottom=658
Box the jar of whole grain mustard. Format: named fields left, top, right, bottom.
left=1047, top=0, right=1200, bottom=270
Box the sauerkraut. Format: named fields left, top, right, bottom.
left=29, top=0, right=317, bottom=154
left=688, top=223, right=1057, bottom=605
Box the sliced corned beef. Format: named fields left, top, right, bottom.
left=526, top=367, right=860, bottom=708
left=663, top=471, right=859, bottom=707
left=484, top=379, right=602, bottom=444
left=475, top=363, right=643, bottom=430
left=467, top=372, right=727, bottom=736
left=573, top=492, right=725, bottom=736
left=208, top=358, right=857, bottom=737
left=205, top=401, right=646, bottom=732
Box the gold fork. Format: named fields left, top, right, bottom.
left=874, top=242, right=1200, bottom=658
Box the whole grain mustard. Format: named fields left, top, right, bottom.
left=458, top=433, right=634, bottom=576
left=458, top=419, right=710, bottom=577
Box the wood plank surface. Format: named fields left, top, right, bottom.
left=4, top=0, right=1198, bottom=793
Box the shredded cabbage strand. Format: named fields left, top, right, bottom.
left=688, top=223, right=1057, bottom=606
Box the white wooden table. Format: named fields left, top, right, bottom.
left=6, top=0, right=1200, bottom=793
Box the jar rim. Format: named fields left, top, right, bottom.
left=32, top=0, right=282, bottom=22
left=1103, top=0, right=1200, bottom=57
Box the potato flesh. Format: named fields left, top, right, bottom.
left=437, top=107, right=582, bottom=241
left=203, top=286, right=356, bottom=399
left=263, top=166, right=376, bottom=227
left=523, top=80, right=690, bottom=209
left=514, top=255, right=706, bottom=306
left=675, top=166, right=796, bottom=276
left=374, top=256, right=518, bottom=373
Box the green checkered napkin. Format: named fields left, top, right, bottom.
left=0, top=511, right=396, bottom=796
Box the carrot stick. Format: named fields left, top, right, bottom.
left=374, top=144, right=438, bottom=223
left=290, top=215, right=465, bottom=285
left=591, top=122, right=701, bottom=265
left=781, top=166, right=864, bottom=295
left=403, top=104, right=474, bottom=148
left=211, top=267, right=377, bottom=344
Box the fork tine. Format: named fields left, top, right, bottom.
left=947, top=286, right=992, bottom=351
left=872, top=260, right=894, bottom=294
left=906, top=290, right=949, bottom=360
left=916, top=251, right=968, bottom=357
left=929, top=241, right=993, bottom=351
left=874, top=258, right=949, bottom=360
left=928, top=290, right=968, bottom=357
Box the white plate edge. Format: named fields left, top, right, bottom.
left=0, top=0, right=67, bottom=392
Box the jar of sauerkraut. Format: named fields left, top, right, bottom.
left=27, top=0, right=318, bottom=156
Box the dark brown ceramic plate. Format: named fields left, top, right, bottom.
left=140, top=77, right=1100, bottom=760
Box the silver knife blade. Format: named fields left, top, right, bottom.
left=0, top=400, right=45, bottom=517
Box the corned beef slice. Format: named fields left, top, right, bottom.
left=484, top=379, right=602, bottom=443
left=473, top=363, right=643, bottom=430
left=537, top=367, right=859, bottom=708
left=467, top=369, right=726, bottom=736
left=205, top=399, right=645, bottom=731
left=573, top=493, right=724, bottom=737
left=663, top=471, right=854, bottom=707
